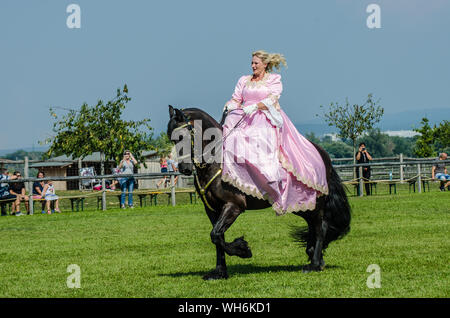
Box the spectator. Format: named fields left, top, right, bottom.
left=156, top=156, right=168, bottom=188
left=0, top=168, right=19, bottom=216
left=166, top=154, right=179, bottom=186
left=432, top=153, right=450, bottom=191
left=42, top=180, right=61, bottom=214
left=33, top=171, right=47, bottom=214
left=9, top=171, right=29, bottom=216
left=355, top=142, right=373, bottom=196
left=118, top=150, right=137, bottom=209
left=109, top=166, right=122, bottom=191
left=173, top=159, right=179, bottom=186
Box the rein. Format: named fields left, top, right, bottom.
left=171, top=109, right=246, bottom=210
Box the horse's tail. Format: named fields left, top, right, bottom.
left=291, top=143, right=351, bottom=250
left=322, top=166, right=351, bottom=248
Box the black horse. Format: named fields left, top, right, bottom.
left=167, top=106, right=351, bottom=280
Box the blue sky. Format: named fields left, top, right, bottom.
left=1, top=0, right=449, bottom=150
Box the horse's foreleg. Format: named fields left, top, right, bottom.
left=203, top=210, right=228, bottom=280
left=203, top=202, right=251, bottom=280
left=211, top=202, right=252, bottom=259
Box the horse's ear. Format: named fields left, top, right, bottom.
left=169, top=105, right=175, bottom=118
left=174, top=108, right=185, bottom=121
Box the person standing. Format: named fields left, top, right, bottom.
left=118, top=150, right=137, bottom=208
left=355, top=142, right=373, bottom=196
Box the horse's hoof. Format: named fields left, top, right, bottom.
left=228, top=236, right=252, bottom=258
left=202, top=269, right=229, bottom=280
left=240, top=249, right=252, bottom=258
left=302, top=264, right=324, bottom=273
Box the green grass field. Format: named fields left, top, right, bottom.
left=0, top=189, right=449, bottom=298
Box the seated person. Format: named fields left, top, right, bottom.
left=432, top=153, right=450, bottom=191
left=110, top=167, right=121, bottom=190
left=9, top=171, right=29, bottom=216
left=157, top=156, right=168, bottom=188
left=110, top=179, right=118, bottom=190
left=166, top=154, right=179, bottom=186
left=33, top=171, right=47, bottom=214
left=42, top=180, right=61, bottom=214
left=0, top=169, right=19, bottom=216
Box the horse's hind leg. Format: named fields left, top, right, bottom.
left=302, top=208, right=327, bottom=273
left=302, top=215, right=316, bottom=263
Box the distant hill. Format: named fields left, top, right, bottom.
left=0, top=146, right=48, bottom=157
left=295, top=107, right=449, bottom=136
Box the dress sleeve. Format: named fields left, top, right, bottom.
left=261, top=73, right=282, bottom=110
left=260, top=74, right=283, bottom=127
left=224, top=75, right=247, bottom=111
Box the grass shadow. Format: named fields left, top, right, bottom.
left=159, top=263, right=341, bottom=278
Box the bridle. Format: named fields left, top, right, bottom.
left=171, top=115, right=222, bottom=211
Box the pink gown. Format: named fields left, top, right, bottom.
left=222, top=73, right=328, bottom=215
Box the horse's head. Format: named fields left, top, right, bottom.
left=167, top=105, right=194, bottom=175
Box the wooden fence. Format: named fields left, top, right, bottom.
left=1, top=156, right=449, bottom=214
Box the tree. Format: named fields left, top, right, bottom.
left=319, top=94, right=384, bottom=165
left=150, top=132, right=173, bottom=157
left=321, top=141, right=353, bottom=159
left=44, top=84, right=154, bottom=164
left=43, top=85, right=154, bottom=209
left=390, top=135, right=416, bottom=157
left=433, top=120, right=450, bottom=154
left=413, top=117, right=436, bottom=158
left=303, top=130, right=417, bottom=159
left=305, top=132, right=321, bottom=144
left=4, top=150, right=44, bottom=161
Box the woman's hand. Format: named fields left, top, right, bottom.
left=243, top=104, right=258, bottom=115
left=129, top=153, right=137, bottom=164
left=257, top=103, right=268, bottom=111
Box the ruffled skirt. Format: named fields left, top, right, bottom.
left=222, top=109, right=328, bottom=215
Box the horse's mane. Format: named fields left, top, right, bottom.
left=182, top=108, right=222, bottom=131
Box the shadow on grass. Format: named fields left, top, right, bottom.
left=160, top=263, right=341, bottom=278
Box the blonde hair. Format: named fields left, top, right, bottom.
left=252, top=50, right=287, bottom=73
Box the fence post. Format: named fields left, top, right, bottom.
left=358, top=166, right=364, bottom=197
left=399, top=153, right=404, bottom=183
left=417, top=163, right=422, bottom=193
left=78, top=158, right=82, bottom=191
left=171, top=174, right=176, bottom=206
left=25, top=156, right=33, bottom=215
left=101, top=154, right=106, bottom=211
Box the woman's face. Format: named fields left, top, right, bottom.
left=38, top=172, right=44, bottom=178
left=251, top=55, right=267, bottom=77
